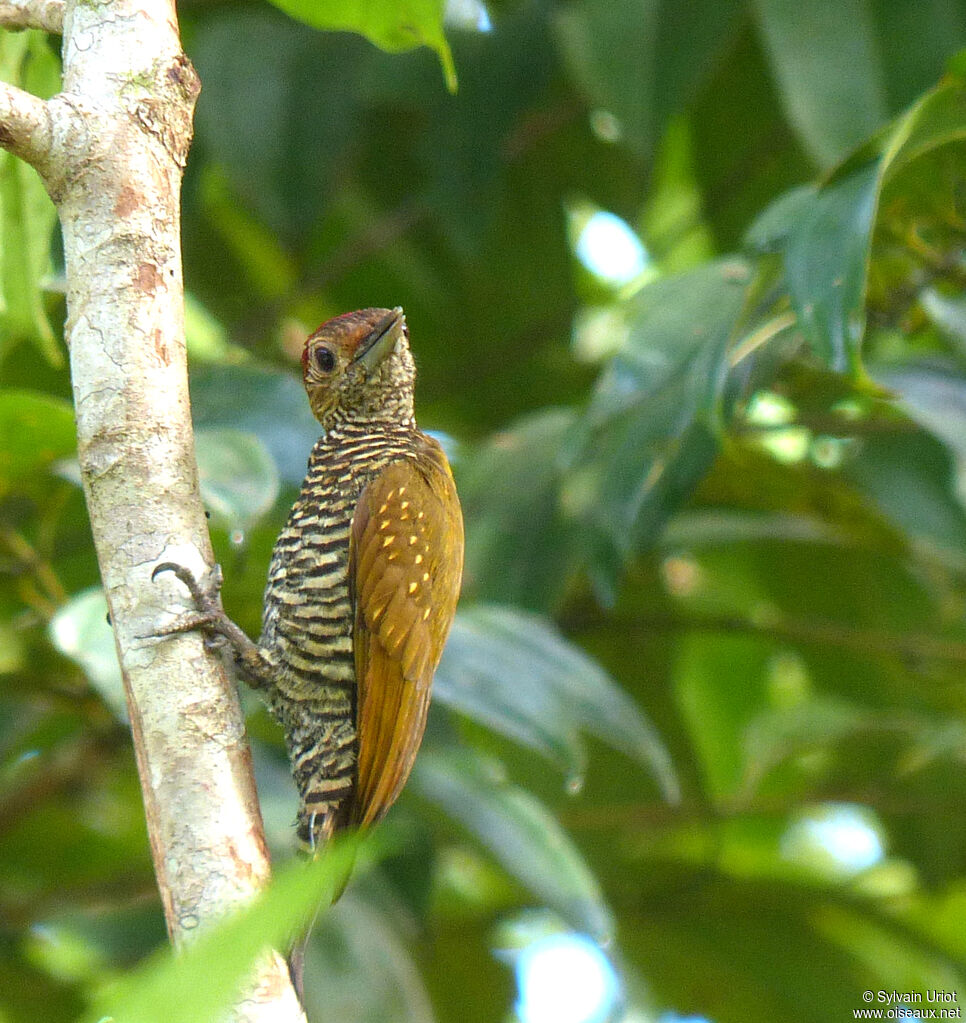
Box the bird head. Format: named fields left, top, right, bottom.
left=302, top=307, right=416, bottom=429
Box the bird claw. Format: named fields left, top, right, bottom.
left=150, top=562, right=229, bottom=640
left=152, top=561, right=223, bottom=609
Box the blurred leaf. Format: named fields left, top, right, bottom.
left=0, top=951, right=84, bottom=1023
left=184, top=292, right=244, bottom=364
left=782, top=163, right=879, bottom=375
left=690, top=23, right=813, bottom=249
left=436, top=604, right=678, bottom=800
left=752, top=0, right=888, bottom=167
left=766, top=78, right=966, bottom=374
left=193, top=11, right=370, bottom=246
left=743, top=185, right=815, bottom=254
left=0, top=32, right=60, bottom=366
left=651, top=0, right=745, bottom=125
left=565, top=260, right=750, bottom=566
left=878, top=76, right=966, bottom=180
left=554, top=0, right=660, bottom=158
left=873, top=0, right=966, bottom=110
left=266, top=0, right=456, bottom=91
left=190, top=365, right=320, bottom=487
left=197, top=165, right=298, bottom=296
left=412, top=748, right=613, bottom=942
left=459, top=408, right=579, bottom=612
left=0, top=390, right=75, bottom=496
left=195, top=428, right=280, bottom=533
left=48, top=589, right=125, bottom=722
left=921, top=288, right=966, bottom=351
left=741, top=699, right=866, bottom=796
left=813, top=904, right=966, bottom=1003
left=556, top=0, right=743, bottom=160
left=675, top=634, right=773, bottom=803
left=85, top=834, right=374, bottom=1023
left=844, top=424, right=966, bottom=558
left=302, top=891, right=434, bottom=1023
left=877, top=365, right=966, bottom=465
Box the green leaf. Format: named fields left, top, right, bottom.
left=198, top=165, right=298, bottom=297
left=741, top=699, right=866, bottom=797
left=435, top=605, right=678, bottom=801
left=565, top=260, right=750, bottom=563
left=85, top=835, right=375, bottom=1023
left=265, top=0, right=456, bottom=91
left=192, top=12, right=370, bottom=247
left=782, top=162, right=879, bottom=374
left=0, top=32, right=61, bottom=365
left=302, top=893, right=434, bottom=1023
left=873, top=0, right=966, bottom=112
left=878, top=75, right=966, bottom=179
left=48, top=589, right=126, bottom=722
left=843, top=408, right=966, bottom=558
left=554, top=0, right=660, bottom=158
left=459, top=408, right=580, bottom=612
left=877, top=365, right=966, bottom=466
left=675, top=634, right=775, bottom=803
left=752, top=0, right=888, bottom=167
left=555, top=0, right=744, bottom=160
left=0, top=389, right=75, bottom=496
left=412, top=748, right=613, bottom=942
left=767, top=79, right=966, bottom=374
left=195, top=428, right=280, bottom=533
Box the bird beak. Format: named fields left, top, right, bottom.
left=353, top=307, right=405, bottom=371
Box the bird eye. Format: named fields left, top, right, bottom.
left=311, top=345, right=336, bottom=374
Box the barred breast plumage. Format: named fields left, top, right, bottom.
left=261, top=423, right=435, bottom=845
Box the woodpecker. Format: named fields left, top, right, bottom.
left=155, top=307, right=463, bottom=849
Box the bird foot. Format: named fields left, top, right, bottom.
left=150, top=561, right=275, bottom=690
left=151, top=562, right=231, bottom=641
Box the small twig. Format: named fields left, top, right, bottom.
left=729, top=310, right=797, bottom=366
left=0, top=0, right=63, bottom=33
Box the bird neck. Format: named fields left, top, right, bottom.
left=321, top=400, right=416, bottom=438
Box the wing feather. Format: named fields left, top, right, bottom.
left=349, top=445, right=463, bottom=827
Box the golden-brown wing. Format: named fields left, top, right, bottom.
left=348, top=442, right=463, bottom=828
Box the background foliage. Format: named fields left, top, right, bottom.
left=2, top=1, right=966, bottom=1021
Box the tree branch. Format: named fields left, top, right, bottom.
left=0, top=0, right=63, bottom=33
left=0, top=79, right=51, bottom=168
left=1, top=0, right=305, bottom=1018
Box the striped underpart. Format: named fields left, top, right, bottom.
left=259, top=417, right=421, bottom=846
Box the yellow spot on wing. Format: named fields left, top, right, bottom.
left=408, top=581, right=418, bottom=594
left=409, top=535, right=418, bottom=545
left=382, top=535, right=395, bottom=547
left=400, top=500, right=410, bottom=510
left=422, top=572, right=430, bottom=582
left=422, top=608, right=431, bottom=620
left=414, top=554, right=423, bottom=564
left=380, top=519, right=391, bottom=529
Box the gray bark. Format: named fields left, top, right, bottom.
left=0, top=1, right=305, bottom=1018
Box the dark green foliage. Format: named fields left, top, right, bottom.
left=3, top=2, right=966, bottom=1021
